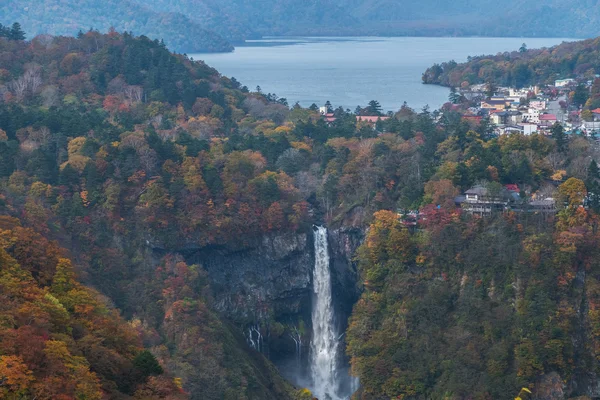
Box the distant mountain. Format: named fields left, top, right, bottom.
left=129, top=0, right=360, bottom=37
left=126, top=0, right=261, bottom=42
left=131, top=0, right=600, bottom=38
left=5, top=0, right=600, bottom=53
left=2, top=0, right=234, bottom=52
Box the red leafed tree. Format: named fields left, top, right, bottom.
left=264, top=202, right=285, bottom=231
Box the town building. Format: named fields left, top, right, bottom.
left=522, top=109, right=541, bottom=124
left=459, top=184, right=520, bottom=216
left=481, top=99, right=510, bottom=111
left=529, top=100, right=547, bottom=111
left=555, top=79, right=575, bottom=87
left=539, top=114, right=558, bottom=127
left=356, top=116, right=390, bottom=123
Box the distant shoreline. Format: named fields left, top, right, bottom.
left=194, top=35, right=579, bottom=54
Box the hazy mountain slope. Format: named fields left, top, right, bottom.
left=126, top=0, right=260, bottom=41
left=344, top=0, right=600, bottom=37
left=152, top=0, right=600, bottom=38
left=1, top=0, right=233, bottom=52
left=135, top=0, right=360, bottom=36
left=5, top=0, right=600, bottom=52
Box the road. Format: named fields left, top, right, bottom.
left=547, top=95, right=567, bottom=123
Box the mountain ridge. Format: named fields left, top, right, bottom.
left=2, top=0, right=234, bottom=52
left=5, top=0, right=600, bottom=54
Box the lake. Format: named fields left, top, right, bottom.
left=191, top=37, right=573, bottom=112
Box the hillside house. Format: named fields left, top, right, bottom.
left=528, top=198, right=556, bottom=213
left=356, top=115, right=390, bottom=126
left=460, top=184, right=520, bottom=215
left=555, top=79, right=575, bottom=87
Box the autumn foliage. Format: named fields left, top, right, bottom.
left=0, top=217, right=186, bottom=399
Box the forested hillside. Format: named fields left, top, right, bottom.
left=0, top=29, right=303, bottom=400
left=348, top=164, right=600, bottom=399
left=0, top=216, right=186, bottom=399
left=2, top=0, right=234, bottom=53
left=4, top=26, right=600, bottom=399
left=423, top=37, right=600, bottom=88
left=5, top=0, right=600, bottom=50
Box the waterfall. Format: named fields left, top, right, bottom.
left=310, top=226, right=343, bottom=400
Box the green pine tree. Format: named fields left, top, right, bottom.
left=9, top=22, right=25, bottom=41
left=551, top=122, right=567, bottom=152
left=133, top=350, right=164, bottom=377
left=367, top=100, right=383, bottom=116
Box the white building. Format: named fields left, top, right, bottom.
left=509, top=88, right=529, bottom=98
left=555, top=79, right=575, bottom=87
left=522, top=109, right=541, bottom=124
left=520, top=123, right=538, bottom=135
left=529, top=100, right=546, bottom=111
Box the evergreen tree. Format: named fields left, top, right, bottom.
left=449, top=87, right=461, bottom=104
left=0, top=23, right=9, bottom=38
left=551, top=122, right=567, bottom=152
left=367, top=100, right=383, bottom=116
left=485, top=80, right=497, bottom=98
left=133, top=350, right=163, bottom=377
left=586, top=160, right=600, bottom=211
left=9, top=22, right=25, bottom=40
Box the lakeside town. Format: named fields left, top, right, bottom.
left=457, top=78, right=600, bottom=137
left=320, top=76, right=600, bottom=136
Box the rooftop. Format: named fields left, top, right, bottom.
left=356, top=116, right=390, bottom=123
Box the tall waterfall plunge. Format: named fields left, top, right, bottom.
left=310, top=226, right=357, bottom=400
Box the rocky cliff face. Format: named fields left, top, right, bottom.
left=185, top=231, right=314, bottom=323
left=184, top=226, right=364, bottom=325
left=180, top=224, right=365, bottom=376
left=328, top=226, right=364, bottom=324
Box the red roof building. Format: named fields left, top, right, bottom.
left=356, top=115, right=390, bottom=124
left=324, top=113, right=336, bottom=123
left=356, top=116, right=390, bottom=123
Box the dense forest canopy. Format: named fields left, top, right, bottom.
left=0, top=215, right=186, bottom=399
left=3, top=24, right=600, bottom=400
left=422, top=37, right=600, bottom=89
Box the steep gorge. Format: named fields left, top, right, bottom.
left=176, top=223, right=364, bottom=394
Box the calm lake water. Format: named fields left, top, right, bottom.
left=191, top=37, right=573, bottom=112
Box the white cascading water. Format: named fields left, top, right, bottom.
left=310, top=226, right=342, bottom=400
